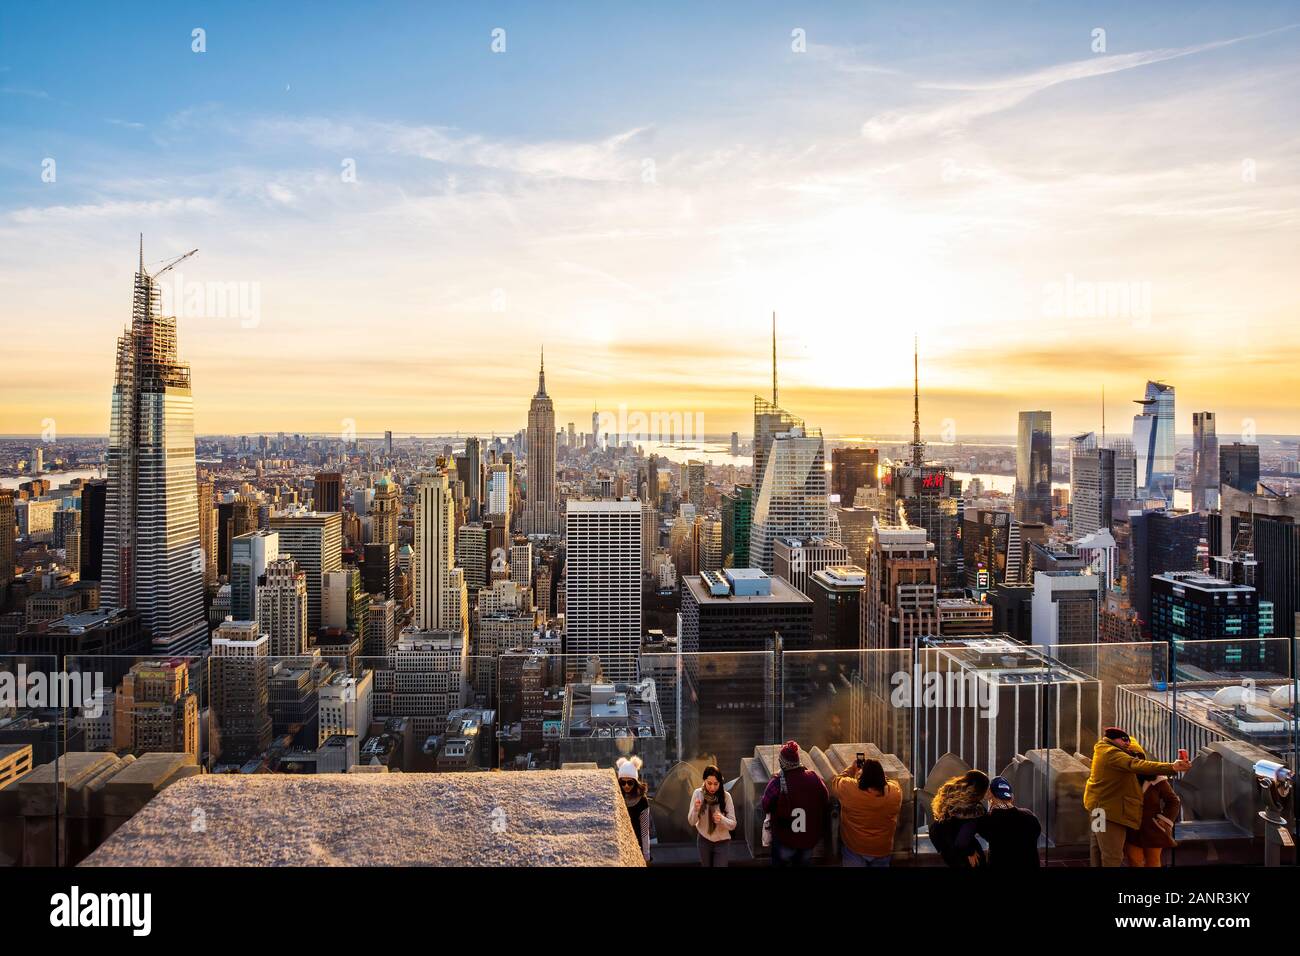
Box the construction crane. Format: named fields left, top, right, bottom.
left=137, top=233, right=197, bottom=279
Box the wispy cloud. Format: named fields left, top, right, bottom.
left=862, top=25, right=1299, bottom=142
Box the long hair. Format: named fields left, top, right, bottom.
left=931, top=771, right=989, bottom=822
left=858, top=758, right=887, bottom=793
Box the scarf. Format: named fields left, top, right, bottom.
left=701, top=789, right=722, bottom=834
left=778, top=754, right=800, bottom=795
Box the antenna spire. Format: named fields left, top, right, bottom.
left=771, top=311, right=778, bottom=405
left=1101, top=385, right=1106, bottom=444
left=138, top=233, right=144, bottom=275
left=911, top=335, right=924, bottom=467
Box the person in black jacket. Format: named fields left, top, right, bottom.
left=928, top=770, right=989, bottom=867
left=977, top=776, right=1041, bottom=867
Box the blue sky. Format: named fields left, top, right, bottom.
left=2, top=2, right=1298, bottom=436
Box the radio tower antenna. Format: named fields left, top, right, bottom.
left=771, top=311, right=778, bottom=406
left=911, top=335, right=925, bottom=468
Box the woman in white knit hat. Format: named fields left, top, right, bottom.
left=617, top=756, right=652, bottom=863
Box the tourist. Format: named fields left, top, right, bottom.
left=1083, top=728, right=1190, bottom=867
left=929, top=770, right=989, bottom=867
left=687, top=764, right=736, bottom=867
left=977, top=776, right=1042, bottom=867
left=617, top=756, right=653, bottom=864
left=832, top=754, right=902, bottom=867
left=761, top=740, right=830, bottom=867
left=1123, top=741, right=1182, bottom=868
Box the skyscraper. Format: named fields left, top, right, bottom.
left=257, top=556, right=308, bottom=657
left=313, top=472, right=343, bottom=513
left=413, top=474, right=467, bottom=636
left=1132, top=380, right=1175, bottom=505
left=831, top=446, right=879, bottom=504
left=230, top=529, right=279, bottom=623
left=564, top=499, right=642, bottom=681
left=721, top=483, right=752, bottom=569
left=79, top=478, right=107, bottom=585
left=102, top=242, right=209, bottom=656
left=0, top=489, right=14, bottom=605
left=269, top=510, right=342, bottom=636
left=1191, top=411, right=1218, bottom=512
left=1219, top=442, right=1260, bottom=495
left=1015, top=410, right=1053, bottom=524
left=525, top=353, right=559, bottom=535
left=370, top=475, right=399, bottom=546
left=750, top=422, right=830, bottom=574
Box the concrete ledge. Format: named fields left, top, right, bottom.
left=81, top=769, right=646, bottom=867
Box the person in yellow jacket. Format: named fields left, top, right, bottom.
left=1084, top=727, right=1190, bottom=867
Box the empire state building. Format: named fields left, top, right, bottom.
left=102, top=241, right=209, bottom=655
left=524, top=351, right=559, bottom=535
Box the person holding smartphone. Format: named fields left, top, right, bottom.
left=1083, top=728, right=1191, bottom=867
left=832, top=753, right=902, bottom=867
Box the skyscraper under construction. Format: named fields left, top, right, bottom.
left=102, top=241, right=209, bottom=656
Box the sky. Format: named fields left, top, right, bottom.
left=1, top=1, right=1298, bottom=440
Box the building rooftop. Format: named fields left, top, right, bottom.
left=81, top=770, right=645, bottom=867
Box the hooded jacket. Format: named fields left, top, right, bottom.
left=1083, top=738, right=1181, bottom=831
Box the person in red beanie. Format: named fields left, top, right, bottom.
left=761, top=740, right=830, bottom=866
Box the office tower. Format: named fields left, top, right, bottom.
left=750, top=424, right=829, bottom=574
left=721, top=484, right=752, bottom=569
left=832, top=447, right=879, bottom=504
left=832, top=505, right=875, bottom=569
left=1151, top=571, right=1280, bottom=673
left=413, top=475, right=467, bottom=636
left=525, top=353, right=559, bottom=534
left=269, top=510, right=342, bottom=636
left=455, top=523, right=489, bottom=591
left=196, top=480, right=216, bottom=592
left=696, top=515, right=723, bottom=573
left=219, top=495, right=260, bottom=578
left=1132, top=380, right=1175, bottom=504
left=1219, top=443, right=1260, bottom=495
left=79, top=479, right=107, bottom=584
left=809, top=565, right=865, bottom=651
left=52, top=508, right=79, bottom=550
left=564, top=499, right=642, bottom=681
left=113, top=658, right=199, bottom=758
left=370, top=475, right=399, bottom=546
left=853, top=522, right=938, bottom=764
left=646, top=455, right=660, bottom=508
left=1192, top=412, right=1219, bottom=511
left=385, top=430, right=393, bottom=456
left=102, top=243, right=208, bottom=656
left=362, top=541, right=397, bottom=597
left=210, top=620, right=274, bottom=761
left=731, top=431, right=740, bottom=456
left=685, top=460, right=705, bottom=507
left=257, top=557, right=308, bottom=657
left=0, top=489, right=14, bottom=602
left=230, top=529, right=279, bottom=622
left=322, top=566, right=367, bottom=642
left=486, top=462, right=512, bottom=530
left=915, top=637, right=1098, bottom=782
left=567, top=422, right=576, bottom=448
left=465, top=436, right=484, bottom=521
left=1030, top=547, right=1100, bottom=656
left=510, top=536, right=533, bottom=589
left=752, top=397, right=804, bottom=507
left=365, top=595, right=398, bottom=658
left=680, top=568, right=811, bottom=773
left=1070, top=433, right=1136, bottom=539
left=65, top=527, right=82, bottom=576
left=863, top=522, right=939, bottom=651
left=1216, top=485, right=1300, bottom=638
left=318, top=671, right=374, bottom=747
left=1015, top=411, right=1053, bottom=524
left=373, top=629, right=469, bottom=738
left=313, top=472, right=343, bottom=513
left=772, top=535, right=850, bottom=596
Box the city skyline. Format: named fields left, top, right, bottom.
left=3, top=4, right=1299, bottom=435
